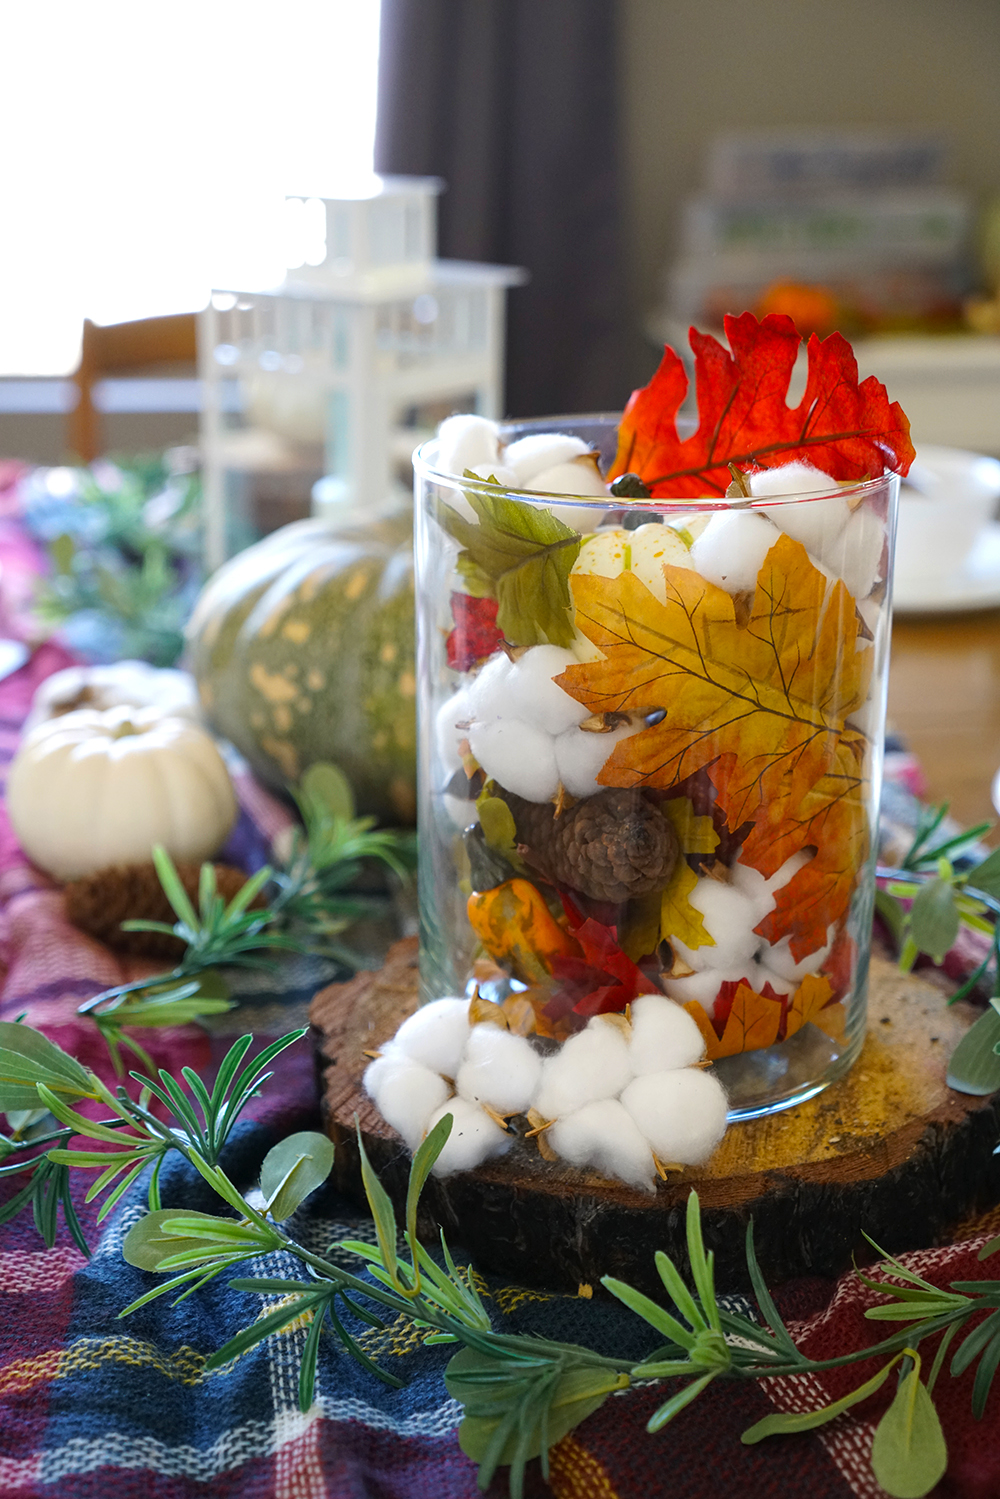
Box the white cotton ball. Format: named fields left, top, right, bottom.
left=627, top=994, right=706, bottom=1075
left=505, top=646, right=589, bottom=736
left=468, top=462, right=517, bottom=487
left=455, top=1026, right=543, bottom=1115
left=363, top=1051, right=452, bottom=1151
left=729, top=861, right=776, bottom=927
left=535, top=1021, right=632, bottom=1121
left=548, top=1098, right=655, bottom=1191
left=441, top=794, right=479, bottom=832
left=761, top=927, right=834, bottom=984
left=427, top=1096, right=512, bottom=1176
left=621, top=1069, right=728, bottom=1167
left=690, top=511, right=782, bottom=594
left=468, top=718, right=560, bottom=803
left=435, top=689, right=472, bottom=778
left=825, top=504, right=885, bottom=601
left=466, top=652, right=514, bottom=723
left=526, top=460, right=609, bottom=499
left=554, top=719, right=639, bottom=798
left=662, top=967, right=731, bottom=1010
left=502, top=433, right=594, bottom=486
left=751, top=463, right=837, bottom=500
left=755, top=468, right=850, bottom=557
left=391, top=998, right=471, bottom=1078
left=672, top=878, right=761, bottom=972
left=437, top=415, right=500, bottom=477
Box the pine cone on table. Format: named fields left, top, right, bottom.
left=65, top=861, right=257, bottom=960
left=498, top=787, right=679, bottom=903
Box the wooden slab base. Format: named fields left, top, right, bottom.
left=310, top=938, right=1000, bottom=1295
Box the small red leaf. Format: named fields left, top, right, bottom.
left=546, top=899, right=658, bottom=1020
left=610, top=311, right=914, bottom=498
left=446, top=592, right=502, bottom=671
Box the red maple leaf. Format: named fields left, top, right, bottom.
left=445, top=592, right=503, bottom=671
left=545, top=898, right=658, bottom=1021
left=609, top=312, right=915, bottom=498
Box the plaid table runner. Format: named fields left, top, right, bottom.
left=0, top=644, right=996, bottom=1499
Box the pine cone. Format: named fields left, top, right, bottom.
left=499, top=788, right=679, bottom=903
left=65, top=861, right=257, bottom=960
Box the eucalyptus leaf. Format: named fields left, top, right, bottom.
left=870, top=1363, right=947, bottom=1499
left=260, top=1131, right=335, bottom=1220
left=742, top=1357, right=897, bottom=1443
left=0, top=1022, right=93, bottom=1104
left=946, top=1004, right=1000, bottom=1095
left=122, top=1209, right=254, bottom=1272
left=439, top=489, right=581, bottom=648
left=908, top=876, right=960, bottom=965
left=967, top=847, right=1000, bottom=900
left=300, top=762, right=355, bottom=823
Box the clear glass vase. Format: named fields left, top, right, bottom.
left=413, top=416, right=898, bottom=1119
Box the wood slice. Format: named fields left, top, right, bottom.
left=310, top=937, right=1000, bottom=1296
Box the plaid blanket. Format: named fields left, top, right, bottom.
left=0, top=645, right=996, bottom=1498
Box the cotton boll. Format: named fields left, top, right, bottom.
left=527, top=460, right=608, bottom=498
left=502, top=433, right=594, bottom=486
left=554, top=719, right=639, bottom=798
left=437, top=415, right=501, bottom=477
left=435, top=689, right=472, bottom=778
left=504, top=646, right=590, bottom=736
left=469, top=462, right=518, bottom=487
left=662, top=963, right=787, bottom=1015
left=756, top=468, right=851, bottom=559
left=392, top=997, right=472, bottom=1077
left=466, top=651, right=514, bottom=723
left=672, top=879, right=762, bottom=972
left=762, top=927, right=834, bottom=984
left=455, top=1026, right=543, bottom=1115
left=627, top=994, right=706, bottom=1074
left=729, top=861, right=776, bottom=927
left=690, top=511, right=782, bottom=594
left=535, top=1022, right=632, bottom=1121
left=621, top=1069, right=728, bottom=1166
left=548, top=1098, right=656, bottom=1191
left=768, top=848, right=813, bottom=892
left=363, top=1052, right=452, bottom=1151
left=468, top=718, right=560, bottom=802
left=427, top=1096, right=512, bottom=1176
left=825, top=505, right=885, bottom=601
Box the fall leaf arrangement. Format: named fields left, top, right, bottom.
left=0, top=1020, right=997, bottom=1499
left=408, top=312, right=915, bottom=1184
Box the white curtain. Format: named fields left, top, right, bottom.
left=0, top=0, right=381, bottom=374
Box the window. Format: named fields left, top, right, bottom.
left=0, top=0, right=382, bottom=375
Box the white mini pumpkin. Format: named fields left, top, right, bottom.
left=7, top=705, right=238, bottom=880
left=23, top=660, right=200, bottom=737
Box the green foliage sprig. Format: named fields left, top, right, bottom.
left=3, top=1022, right=1000, bottom=1496
left=877, top=802, right=1000, bottom=1096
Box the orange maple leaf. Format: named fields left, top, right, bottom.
left=684, top=970, right=835, bottom=1060
left=556, top=533, right=873, bottom=955
left=609, top=311, right=915, bottom=498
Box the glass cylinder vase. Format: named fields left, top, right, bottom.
left=413, top=417, right=898, bottom=1119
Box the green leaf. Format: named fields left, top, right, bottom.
left=204, top=1293, right=325, bottom=1370
left=439, top=489, right=582, bottom=648
left=946, top=1004, right=1000, bottom=1095
left=968, top=847, right=1000, bottom=900
left=151, top=845, right=200, bottom=930
left=122, top=1208, right=255, bottom=1272
left=742, top=1357, right=898, bottom=1442
left=300, top=762, right=355, bottom=822
left=405, top=1113, right=452, bottom=1260
left=259, top=1131, right=335, bottom=1220
left=0, top=1022, right=94, bottom=1112
left=870, top=1359, right=948, bottom=1499
left=647, top=1371, right=716, bottom=1432
left=908, top=875, right=960, bottom=965
left=875, top=889, right=906, bottom=948
left=601, top=1276, right=696, bottom=1351
left=476, top=794, right=525, bottom=870
left=356, top=1125, right=401, bottom=1290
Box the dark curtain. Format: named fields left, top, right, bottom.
left=374, top=0, right=637, bottom=419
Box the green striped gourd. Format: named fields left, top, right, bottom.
left=186, top=511, right=416, bottom=823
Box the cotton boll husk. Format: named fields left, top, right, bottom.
left=455, top=1026, right=543, bottom=1115
left=535, top=1022, right=632, bottom=1121
left=391, top=997, right=471, bottom=1077
left=506, top=646, right=589, bottom=736
left=437, top=415, right=500, bottom=477
left=465, top=652, right=513, bottom=723
left=621, top=1069, right=728, bottom=1167
left=435, top=689, right=472, bottom=778
left=548, top=1098, right=656, bottom=1191
left=729, top=861, right=776, bottom=927
left=469, top=462, right=517, bottom=487
left=468, top=717, right=560, bottom=803
left=363, top=1052, right=452, bottom=1151
left=553, top=719, right=638, bottom=798
left=762, top=926, right=835, bottom=983
left=824, top=504, right=885, bottom=601
left=627, top=994, right=706, bottom=1074
left=690, top=511, right=782, bottom=594
left=672, top=878, right=762, bottom=972
left=427, top=1096, right=512, bottom=1176
left=502, top=433, right=594, bottom=486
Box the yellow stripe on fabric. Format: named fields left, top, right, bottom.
left=548, top=1432, right=621, bottom=1499
left=57, top=1338, right=208, bottom=1385
left=0, top=1348, right=62, bottom=1395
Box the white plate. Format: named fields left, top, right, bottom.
left=894, top=521, right=1000, bottom=614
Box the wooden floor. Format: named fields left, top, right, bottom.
left=889, top=607, right=1000, bottom=844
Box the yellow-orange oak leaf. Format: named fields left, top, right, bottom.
left=713, top=983, right=783, bottom=1059
left=783, top=973, right=835, bottom=1040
